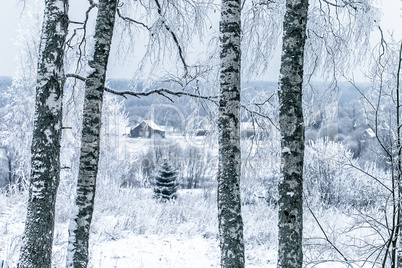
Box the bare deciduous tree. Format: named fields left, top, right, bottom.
left=66, top=0, right=118, bottom=267
left=358, top=32, right=402, bottom=268
left=18, top=0, right=69, bottom=267
left=217, top=0, right=245, bottom=266
left=277, top=0, right=309, bottom=267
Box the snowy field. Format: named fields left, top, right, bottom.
left=0, top=187, right=275, bottom=267
left=0, top=120, right=392, bottom=267
left=0, top=183, right=386, bottom=267
left=0, top=127, right=392, bottom=267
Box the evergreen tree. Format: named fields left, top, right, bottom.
left=153, top=160, right=178, bottom=201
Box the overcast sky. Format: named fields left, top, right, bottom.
left=0, top=1, right=400, bottom=81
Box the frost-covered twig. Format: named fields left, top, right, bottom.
left=153, top=0, right=188, bottom=76
left=65, top=3, right=97, bottom=74
left=65, top=73, right=218, bottom=104
left=305, top=195, right=351, bottom=265
left=241, top=104, right=279, bottom=131
left=116, top=6, right=150, bottom=30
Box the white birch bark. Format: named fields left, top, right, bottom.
left=277, top=0, right=309, bottom=267
left=217, top=0, right=245, bottom=266
left=18, top=1, right=69, bottom=267
left=66, top=1, right=117, bottom=267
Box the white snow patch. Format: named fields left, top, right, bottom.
left=90, top=234, right=221, bottom=268
left=45, top=92, right=61, bottom=111
left=44, top=129, right=53, bottom=144
left=365, top=128, right=376, bottom=138
left=282, top=147, right=291, bottom=154
left=53, top=0, right=66, bottom=10
left=286, top=192, right=294, bottom=197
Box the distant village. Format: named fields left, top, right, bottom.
left=126, top=118, right=274, bottom=140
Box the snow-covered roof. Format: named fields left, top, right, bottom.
left=142, top=120, right=165, bottom=132
left=365, top=128, right=376, bottom=138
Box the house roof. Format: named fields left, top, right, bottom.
left=365, top=128, right=376, bottom=138
left=141, top=120, right=165, bottom=132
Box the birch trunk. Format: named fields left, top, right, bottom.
left=217, top=0, right=245, bottom=266
left=277, top=0, right=309, bottom=267
left=18, top=1, right=69, bottom=267
left=66, top=1, right=117, bottom=267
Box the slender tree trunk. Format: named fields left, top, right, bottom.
left=277, top=0, right=309, bottom=267
left=66, top=1, right=117, bottom=267
left=7, top=153, right=12, bottom=185
left=217, top=0, right=245, bottom=265
left=396, top=42, right=402, bottom=267
left=17, top=1, right=69, bottom=267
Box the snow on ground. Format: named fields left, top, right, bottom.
left=0, top=185, right=389, bottom=267
left=90, top=234, right=220, bottom=268
left=0, top=187, right=277, bottom=267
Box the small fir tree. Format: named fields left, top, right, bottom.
left=153, top=160, right=178, bottom=200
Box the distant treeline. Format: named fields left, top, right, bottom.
left=0, top=76, right=367, bottom=130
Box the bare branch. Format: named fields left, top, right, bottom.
left=343, top=160, right=392, bottom=193
left=67, top=74, right=282, bottom=129
left=319, top=0, right=362, bottom=11
left=65, top=73, right=218, bottom=103
left=154, top=0, right=188, bottom=76
left=344, top=76, right=376, bottom=111
left=116, top=6, right=150, bottom=30
left=69, top=20, right=84, bottom=25
left=305, top=195, right=351, bottom=265
left=241, top=104, right=279, bottom=131
left=65, top=3, right=97, bottom=74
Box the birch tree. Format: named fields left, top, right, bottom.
left=18, top=0, right=69, bottom=267
left=217, top=0, right=244, bottom=266
left=64, top=6, right=214, bottom=266
left=277, top=0, right=309, bottom=267
left=66, top=0, right=117, bottom=266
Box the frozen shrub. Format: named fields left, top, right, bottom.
left=240, top=139, right=280, bottom=206
left=124, top=143, right=217, bottom=189
left=304, top=138, right=388, bottom=208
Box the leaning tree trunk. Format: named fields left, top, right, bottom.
left=277, top=0, right=309, bottom=267
left=217, top=0, right=245, bottom=266
left=66, top=1, right=117, bottom=267
left=18, top=1, right=69, bottom=267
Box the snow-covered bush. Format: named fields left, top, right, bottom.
left=0, top=3, right=42, bottom=187
left=241, top=138, right=280, bottom=205
left=304, top=138, right=388, bottom=208
left=123, top=142, right=217, bottom=189
left=97, top=95, right=131, bottom=186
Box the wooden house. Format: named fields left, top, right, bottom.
left=129, top=120, right=166, bottom=138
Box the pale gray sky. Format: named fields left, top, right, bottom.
left=0, top=1, right=22, bottom=77
left=0, top=0, right=400, bottom=80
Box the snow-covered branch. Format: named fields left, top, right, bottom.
left=65, top=73, right=218, bottom=103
